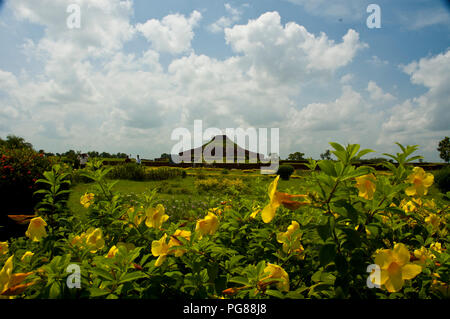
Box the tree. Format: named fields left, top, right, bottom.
left=320, top=150, right=332, bottom=160
left=287, top=152, right=305, bottom=161
left=0, top=135, right=33, bottom=150
left=160, top=153, right=171, bottom=161
left=438, top=137, right=450, bottom=163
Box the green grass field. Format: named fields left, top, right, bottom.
left=68, top=172, right=312, bottom=219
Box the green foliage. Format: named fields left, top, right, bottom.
left=1, top=141, right=449, bottom=300
left=108, top=163, right=147, bottom=181
left=287, top=152, right=305, bottom=161
left=277, top=164, right=295, bottom=180
left=434, top=166, right=450, bottom=193
left=146, top=167, right=185, bottom=180
left=0, top=135, right=33, bottom=150
left=437, top=137, right=450, bottom=163
left=0, top=145, right=52, bottom=213
left=195, top=178, right=247, bottom=194
left=34, top=164, right=72, bottom=225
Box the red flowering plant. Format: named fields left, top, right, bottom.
left=0, top=146, right=53, bottom=238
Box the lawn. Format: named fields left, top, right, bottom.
left=67, top=171, right=313, bottom=220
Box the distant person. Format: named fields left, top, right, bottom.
left=78, top=153, right=89, bottom=169
left=136, top=155, right=141, bottom=165
left=124, top=155, right=131, bottom=163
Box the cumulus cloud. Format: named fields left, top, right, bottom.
left=224, top=11, right=367, bottom=85
left=367, top=81, right=395, bottom=102
left=379, top=50, right=450, bottom=153
left=208, top=3, right=242, bottom=33
left=136, top=11, right=202, bottom=54
left=2, top=2, right=448, bottom=161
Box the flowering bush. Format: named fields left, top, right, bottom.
left=0, top=147, right=53, bottom=240
left=0, top=142, right=448, bottom=299
left=0, top=147, right=52, bottom=212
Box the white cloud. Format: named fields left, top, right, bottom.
left=208, top=3, right=242, bottom=33
left=368, top=55, right=389, bottom=66
left=379, top=50, right=450, bottom=151
left=399, top=7, right=450, bottom=30
left=2, top=3, right=448, bottom=161
left=284, top=0, right=367, bottom=21
left=340, top=73, right=353, bottom=84
left=367, top=81, right=395, bottom=102
left=10, top=0, right=135, bottom=58
left=136, top=11, right=202, bottom=54
left=224, top=11, right=367, bottom=84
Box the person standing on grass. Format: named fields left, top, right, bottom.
left=137, top=155, right=141, bottom=165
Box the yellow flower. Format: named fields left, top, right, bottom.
left=400, top=199, right=418, bottom=214
left=0, top=256, right=34, bottom=298
left=106, top=242, right=135, bottom=258
left=250, top=209, right=261, bottom=219
left=277, top=221, right=304, bottom=257
left=25, top=217, right=47, bottom=242
left=413, top=247, right=433, bottom=265
left=195, top=212, right=219, bottom=239
left=168, top=229, right=191, bottom=257
left=145, top=204, right=169, bottom=229
left=20, top=251, right=34, bottom=263
left=80, top=193, right=95, bottom=208
left=70, top=234, right=85, bottom=247
left=430, top=242, right=443, bottom=253
left=405, top=167, right=434, bottom=197
left=261, top=176, right=309, bottom=223
left=355, top=174, right=377, bottom=200
left=425, top=214, right=440, bottom=229
left=85, top=228, right=105, bottom=253
left=374, top=243, right=422, bottom=292
left=0, top=242, right=8, bottom=256
left=105, top=246, right=119, bottom=258
left=151, top=234, right=170, bottom=267
left=423, top=199, right=436, bottom=211
left=262, top=263, right=289, bottom=292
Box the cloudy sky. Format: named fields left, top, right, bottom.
left=0, top=0, right=449, bottom=161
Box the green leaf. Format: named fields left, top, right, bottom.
left=317, top=224, right=332, bottom=242
left=318, top=160, right=337, bottom=177
left=89, top=288, right=110, bottom=298
left=334, top=200, right=358, bottom=224
left=119, top=271, right=147, bottom=284
left=265, top=289, right=285, bottom=299
left=49, top=282, right=60, bottom=299
left=329, top=142, right=345, bottom=153
left=229, top=276, right=250, bottom=286
left=319, top=244, right=336, bottom=266
left=356, top=149, right=375, bottom=159
left=90, top=268, right=115, bottom=281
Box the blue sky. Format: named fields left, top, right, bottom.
left=0, top=0, right=449, bottom=161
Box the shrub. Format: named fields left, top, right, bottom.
left=0, top=147, right=52, bottom=212
left=195, top=177, right=246, bottom=194
left=435, top=166, right=450, bottom=193
left=276, top=164, right=295, bottom=180
left=0, top=146, right=52, bottom=240
left=108, top=163, right=146, bottom=181
left=145, top=167, right=185, bottom=180
left=71, top=168, right=94, bottom=184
